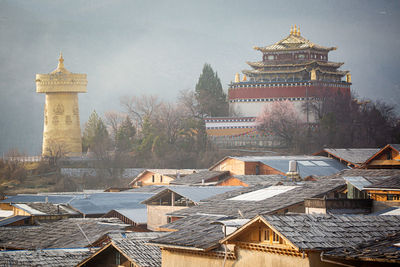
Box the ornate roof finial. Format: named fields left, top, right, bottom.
left=58, top=52, right=65, bottom=69
left=294, top=25, right=297, bottom=35
left=297, top=26, right=300, bottom=36
left=235, top=73, right=240, bottom=83
left=290, top=25, right=293, bottom=35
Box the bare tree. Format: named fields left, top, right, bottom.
left=121, top=94, right=161, bottom=129
left=257, top=100, right=305, bottom=148
left=105, top=111, right=125, bottom=141
left=45, top=139, right=69, bottom=167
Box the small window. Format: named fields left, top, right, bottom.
left=263, top=229, right=270, bottom=241
left=116, top=251, right=120, bottom=265
left=160, top=175, right=163, bottom=182
left=267, top=55, right=274, bottom=60
left=387, top=194, right=400, bottom=201
left=152, top=175, right=155, bottom=183
left=298, top=54, right=305, bottom=59
left=273, top=232, right=280, bottom=243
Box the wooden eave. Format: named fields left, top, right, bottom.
left=243, top=67, right=308, bottom=75
left=149, top=242, right=219, bottom=252
left=363, top=144, right=400, bottom=166
left=255, top=46, right=336, bottom=53
left=219, top=215, right=299, bottom=251
left=246, top=61, right=344, bottom=69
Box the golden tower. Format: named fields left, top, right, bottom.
left=36, top=53, right=87, bottom=157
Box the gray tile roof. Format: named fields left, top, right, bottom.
left=150, top=215, right=226, bottom=250
left=1, top=192, right=154, bottom=215
left=323, top=232, right=400, bottom=263
left=126, top=185, right=166, bottom=193
left=12, top=203, right=78, bottom=215
left=262, top=214, right=400, bottom=250
left=171, top=171, right=229, bottom=185
left=0, top=218, right=128, bottom=249
left=227, top=175, right=286, bottom=186
left=107, top=232, right=166, bottom=267
left=168, top=178, right=345, bottom=218
left=112, top=208, right=148, bottom=224
left=0, top=248, right=94, bottom=267
left=159, top=214, right=230, bottom=231
left=142, top=186, right=242, bottom=204
left=364, top=175, right=400, bottom=190
left=230, top=156, right=348, bottom=177
left=320, top=148, right=380, bottom=165
left=322, top=169, right=400, bottom=185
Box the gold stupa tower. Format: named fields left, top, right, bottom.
left=36, top=53, right=87, bottom=156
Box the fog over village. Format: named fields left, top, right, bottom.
left=0, top=1, right=400, bottom=267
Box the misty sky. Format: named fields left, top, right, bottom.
left=0, top=0, right=399, bottom=155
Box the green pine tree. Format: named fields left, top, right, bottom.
left=195, top=63, right=228, bottom=117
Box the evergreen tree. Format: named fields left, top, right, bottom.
left=115, top=116, right=136, bottom=152
left=195, top=63, right=228, bottom=117
left=82, top=110, right=110, bottom=155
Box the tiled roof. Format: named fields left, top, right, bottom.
left=168, top=178, right=345, bottom=218
left=159, top=214, right=229, bottom=231
left=319, top=148, right=380, bottom=165
left=109, top=232, right=166, bottom=267
left=227, top=175, right=286, bottom=186
left=222, top=156, right=348, bottom=178
left=322, top=169, right=400, bottom=185
left=142, top=186, right=242, bottom=204
left=2, top=192, right=154, bottom=215
left=323, top=232, right=400, bottom=264
left=364, top=175, right=400, bottom=190
left=150, top=215, right=227, bottom=250
left=262, top=214, right=400, bottom=250
left=0, top=218, right=128, bottom=249
left=12, top=203, right=78, bottom=215
left=171, top=171, right=229, bottom=185
left=254, top=34, right=335, bottom=52
left=0, top=248, right=94, bottom=267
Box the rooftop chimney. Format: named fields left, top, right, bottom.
left=286, top=160, right=301, bottom=181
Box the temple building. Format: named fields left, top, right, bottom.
left=36, top=54, right=87, bottom=157
left=206, top=26, right=352, bottom=146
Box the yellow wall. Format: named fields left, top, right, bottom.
left=147, top=205, right=187, bottom=231
left=42, top=93, right=82, bottom=156
left=211, top=158, right=245, bottom=175
left=137, top=172, right=175, bottom=186
left=161, top=249, right=234, bottom=267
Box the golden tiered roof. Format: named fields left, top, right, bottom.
left=254, top=26, right=336, bottom=52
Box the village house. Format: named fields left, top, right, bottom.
left=129, top=169, right=204, bottom=187
left=77, top=232, right=166, bottom=267
left=167, top=178, right=346, bottom=220
left=141, top=186, right=241, bottom=231
left=103, top=208, right=149, bottom=231
left=363, top=144, right=400, bottom=169
left=313, top=148, right=380, bottom=168
left=170, top=170, right=230, bottom=185
left=0, top=191, right=153, bottom=218
left=149, top=214, right=400, bottom=267
left=209, top=156, right=347, bottom=178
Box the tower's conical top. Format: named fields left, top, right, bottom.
left=51, top=52, right=70, bottom=74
